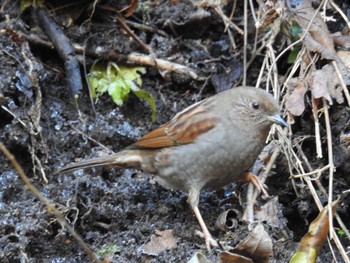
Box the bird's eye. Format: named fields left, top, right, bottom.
left=251, top=101, right=260, bottom=110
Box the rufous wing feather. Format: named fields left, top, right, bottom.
left=131, top=99, right=218, bottom=149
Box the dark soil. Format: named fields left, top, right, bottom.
left=0, top=1, right=349, bottom=262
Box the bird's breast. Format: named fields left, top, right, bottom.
left=153, top=123, right=266, bottom=192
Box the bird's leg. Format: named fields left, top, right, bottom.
left=188, top=188, right=218, bottom=250
left=242, top=172, right=269, bottom=197
left=192, top=206, right=218, bottom=250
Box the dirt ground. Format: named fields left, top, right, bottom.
left=1, top=1, right=350, bottom=262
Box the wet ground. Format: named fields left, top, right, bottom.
left=0, top=1, right=349, bottom=262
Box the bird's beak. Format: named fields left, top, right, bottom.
left=270, top=114, right=288, bottom=128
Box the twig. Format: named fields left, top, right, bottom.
left=312, top=99, right=323, bottom=158
left=115, top=16, right=150, bottom=54
left=16, top=32, right=199, bottom=79
left=330, top=1, right=350, bottom=30
left=36, top=8, right=83, bottom=97
left=248, top=0, right=257, bottom=24
left=214, top=6, right=237, bottom=50
left=70, top=125, right=111, bottom=152
left=215, top=6, right=243, bottom=35
left=243, top=0, right=248, bottom=86
left=327, top=238, right=337, bottom=263
left=0, top=142, right=102, bottom=263
left=295, top=143, right=350, bottom=243
left=266, top=0, right=326, bottom=78
left=32, top=149, right=48, bottom=184
left=82, top=37, right=96, bottom=115
left=291, top=164, right=330, bottom=178
left=323, top=99, right=335, bottom=239
left=281, top=49, right=304, bottom=96
left=1, top=106, right=27, bottom=128
left=296, top=144, right=328, bottom=195
left=227, top=0, right=237, bottom=25
left=332, top=60, right=350, bottom=107
left=125, top=53, right=198, bottom=79
left=75, top=43, right=198, bottom=78
left=266, top=43, right=279, bottom=92
left=288, top=118, right=349, bottom=262
left=244, top=131, right=286, bottom=222
left=125, top=20, right=168, bottom=37
left=255, top=55, right=267, bottom=88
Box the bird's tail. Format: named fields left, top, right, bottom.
left=56, top=150, right=144, bottom=174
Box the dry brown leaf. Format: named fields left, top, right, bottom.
left=333, top=50, right=350, bottom=93
left=337, top=50, right=350, bottom=71
left=231, top=223, right=272, bottom=263
left=289, top=199, right=339, bottom=263
left=286, top=50, right=350, bottom=115
left=219, top=251, right=253, bottom=263
left=256, top=0, right=285, bottom=28
left=340, top=132, right=350, bottom=149
left=309, top=64, right=344, bottom=104
left=289, top=1, right=350, bottom=86
left=286, top=80, right=308, bottom=116
left=255, top=197, right=287, bottom=229
left=191, top=0, right=227, bottom=7
left=332, top=34, right=350, bottom=48
left=310, top=67, right=333, bottom=103
left=187, top=252, right=211, bottom=263
left=139, top=229, right=177, bottom=256
left=215, top=209, right=242, bottom=231
left=289, top=1, right=335, bottom=59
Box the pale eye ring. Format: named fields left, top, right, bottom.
left=252, top=101, right=260, bottom=110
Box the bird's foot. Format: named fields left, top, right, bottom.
left=243, top=172, right=269, bottom=197
left=195, top=230, right=218, bottom=251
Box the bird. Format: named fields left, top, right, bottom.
left=57, top=86, right=288, bottom=250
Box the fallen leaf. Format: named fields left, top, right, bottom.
left=286, top=50, right=350, bottom=115
left=289, top=199, right=339, bottom=263
left=289, top=0, right=335, bottom=60
left=139, top=229, right=177, bottom=256
left=191, top=0, right=227, bottom=8
left=309, top=64, right=344, bottom=105
left=332, top=34, right=350, bottom=49
left=256, top=0, right=284, bottom=28
left=219, top=251, right=253, bottom=263
left=231, top=222, right=273, bottom=263
left=188, top=252, right=211, bottom=263
left=310, top=67, right=333, bottom=104
left=288, top=1, right=350, bottom=89
left=337, top=50, right=350, bottom=73
left=255, top=197, right=287, bottom=229
left=286, top=80, right=308, bottom=116
left=215, top=209, right=242, bottom=231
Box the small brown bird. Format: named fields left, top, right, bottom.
left=57, top=86, right=287, bottom=250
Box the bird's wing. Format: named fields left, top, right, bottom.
left=130, top=98, right=218, bottom=149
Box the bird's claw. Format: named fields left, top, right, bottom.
left=195, top=230, right=219, bottom=251
left=243, top=172, right=269, bottom=197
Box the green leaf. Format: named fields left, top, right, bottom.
left=289, top=20, right=302, bottom=41
left=20, top=0, right=45, bottom=13
left=96, top=244, right=121, bottom=256
left=337, top=229, right=345, bottom=236
left=133, top=89, right=157, bottom=123
left=288, top=48, right=300, bottom=64
left=87, top=61, right=157, bottom=122
left=118, top=66, right=146, bottom=86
